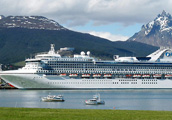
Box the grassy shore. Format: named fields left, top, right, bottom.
left=1, top=107, right=172, bottom=120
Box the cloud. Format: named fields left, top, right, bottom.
left=0, top=0, right=171, bottom=27
left=88, top=31, right=129, bottom=41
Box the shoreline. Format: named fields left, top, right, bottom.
left=0, top=107, right=172, bottom=120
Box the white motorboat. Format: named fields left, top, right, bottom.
left=85, top=94, right=105, bottom=105
left=41, top=95, right=65, bottom=102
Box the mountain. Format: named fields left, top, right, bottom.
left=128, top=10, right=172, bottom=47
left=0, top=16, right=66, bottom=30
left=0, top=15, right=158, bottom=64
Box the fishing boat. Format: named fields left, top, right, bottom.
left=41, top=95, right=65, bottom=102
left=85, top=94, right=105, bottom=105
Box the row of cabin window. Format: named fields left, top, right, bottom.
left=48, top=82, right=115, bottom=84
left=47, top=63, right=172, bottom=69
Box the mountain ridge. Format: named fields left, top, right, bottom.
left=0, top=15, right=158, bottom=64
left=128, top=10, right=172, bottom=47
left=0, top=15, right=66, bottom=30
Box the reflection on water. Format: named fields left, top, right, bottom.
left=0, top=89, right=172, bottom=110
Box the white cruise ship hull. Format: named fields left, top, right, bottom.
left=2, top=44, right=172, bottom=89
left=1, top=74, right=172, bottom=89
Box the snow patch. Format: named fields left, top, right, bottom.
left=144, top=11, right=172, bottom=35
left=144, top=21, right=154, bottom=35
left=161, top=27, right=172, bottom=32
left=0, top=15, right=65, bottom=30
left=29, top=16, right=36, bottom=19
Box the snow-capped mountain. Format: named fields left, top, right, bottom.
left=0, top=15, right=158, bottom=64
left=0, top=16, right=66, bottom=30
left=0, top=15, right=5, bottom=20
left=128, top=10, right=172, bottom=47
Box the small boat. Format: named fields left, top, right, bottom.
left=41, top=95, right=65, bottom=102
left=85, top=94, right=105, bottom=105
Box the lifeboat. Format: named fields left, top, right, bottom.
left=165, top=74, right=172, bottom=78
left=82, top=74, right=90, bottom=78
left=142, top=74, right=150, bottom=78
left=103, top=74, right=112, bottom=78
left=133, top=74, right=141, bottom=78
left=69, top=74, right=78, bottom=77
left=126, top=74, right=132, bottom=77
left=93, top=74, right=101, bottom=77
left=59, top=73, right=67, bottom=77
left=153, top=74, right=161, bottom=78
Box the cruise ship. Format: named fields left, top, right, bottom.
left=1, top=44, right=172, bottom=89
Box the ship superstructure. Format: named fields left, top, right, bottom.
left=1, top=44, right=172, bottom=89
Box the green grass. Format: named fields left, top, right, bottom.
left=1, top=107, right=172, bottom=120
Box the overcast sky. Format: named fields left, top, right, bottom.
left=0, top=0, right=171, bottom=41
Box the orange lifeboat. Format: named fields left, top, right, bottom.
left=142, top=74, right=150, bottom=78
left=69, top=74, right=78, bottom=77
left=133, top=74, right=141, bottom=78
left=103, top=74, right=112, bottom=78
left=60, top=73, right=67, bottom=77
left=126, top=74, right=132, bottom=77
left=82, top=74, right=90, bottom=78
left=153, top=74, right=161, bottom=78
left=93, top=74, right=101, bottom=77
left=165, top=74, right=172, bottom=78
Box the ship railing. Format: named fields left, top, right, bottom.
left=35, top=52, right=49, bottom=56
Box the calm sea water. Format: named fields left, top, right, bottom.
left=0, top=89, right=172, bottom=111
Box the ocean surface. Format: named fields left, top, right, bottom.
left=0, top=89, right=172, bottom=111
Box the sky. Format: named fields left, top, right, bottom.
left=0, top=0, right=172, bottom=41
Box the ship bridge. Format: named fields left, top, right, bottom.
left=114, top=48, right=172, bottom=63
left=35, top=44, right=61, bottom=59
left=147, top=48, right=172, bottom=62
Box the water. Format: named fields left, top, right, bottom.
left=0, top=89, right=172, bottom=110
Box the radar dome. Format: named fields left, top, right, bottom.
left=87, top=51, right=90, bottom=56
left=80, top=51, right=85, bottom=56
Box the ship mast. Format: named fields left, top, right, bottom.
left=48, top=44, right=55, bottom=54
left=0, top=64, right=2, bottom=71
